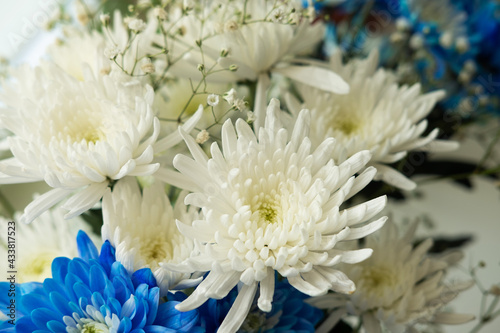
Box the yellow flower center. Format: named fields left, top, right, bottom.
left=18, top=252, right=55, bottom=283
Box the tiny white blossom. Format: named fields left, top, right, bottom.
left=104, top=45, right=120, bottom=59
left=195, top=129, right=210, bottom=144
left=234, top=98, right=247, bottom=112
left=223, top=88, right=238, bottom=105
left=128, top=18, right=147, bottom=32
left=207, top=93, right=220, bottom=106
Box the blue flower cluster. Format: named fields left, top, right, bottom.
left=312, top=0, right=500, bottom=118
left=1, top=232, right=323, bottom=333
left=0, top=231, right=200, bottom=333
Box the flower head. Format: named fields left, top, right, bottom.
left=0, top=231, right=201, bottom=332
left=286, top=50, right=458, bottom=190
left=0, top=63, right=165, bottom=223
left=102, top=178, right=202, bottom=295
left=0, top=208, right=99, bottom=283
left=309, top=220, right=475, bottom=332
left=163, top=98, right=387, bottom=332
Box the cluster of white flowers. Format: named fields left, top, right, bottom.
left=0, top=0, right=475, bottom=332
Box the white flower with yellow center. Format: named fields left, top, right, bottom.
left=285, top=51, right=458, bottom=190
left=0, top=63, right=199, bottom=224
left=163, top=98, right=387, bottom=332
left=47, top=29, right=110, bottom=80
left=0, top=209, right=99, bottom=283
left=163, top=0, right=349, bottom=129
left=101, top=178, right=201, bottom=295
left=309, top=220, right=475, bottom=333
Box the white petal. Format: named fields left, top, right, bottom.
left=217, top=283, right=258, bottom=333
left=21, top=188, right=73, bottom=224
left=62, top=181, right=109, bottom=218
left=273, top=65, right=350, bottom=94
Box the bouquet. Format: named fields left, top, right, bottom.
left=0, top=0, right=499, bottom=332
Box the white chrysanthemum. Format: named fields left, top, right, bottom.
left=162, top=0, right=349, bottom=128
left=309, top=220, right=475, bottom=333
left=163, top=99, right=387, bottom=332
left=101, top=178, right=201, bottom=295
left=47, top=29, right=110, bottom=80
left=0, top=63, right=199, bottom=223
left=0, top=208, right=100, bottom=283
left=285, top=51, right=458, bottom=190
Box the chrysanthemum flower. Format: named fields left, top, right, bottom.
left=162, top=98, right=387, bottom=332
left=102, top=178, right=202, bottom=295
left=0, top=208, right=99, bottom=283
left=285, top=51, right=458, bottom=190
left=309, top=220, right=475, bottom=333
left=47, top=29, right=110, bottom=79
left=0, top=231, right=201, bottom=332
left=163, top=0, right=349, bottom=128
left=0, top=63, right=200, bottom=223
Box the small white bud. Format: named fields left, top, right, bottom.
left=141, top=60, right=156, bottom=74
left=463, top=60, right=477, bottom=73
left=207, top=94, right=219, bottom=107
left=196, top=130, right=210, bottom=144
left=100, top=14, right=110, bottom=26
left=458, top=70, right=471, bottom=84
left=224, top=20, right=239, bottom=32
left=409, top=34, right=425, bottom=50
left=390, top=32, right=406, bottom=43
left=456, top=36, right=470, bottom=53
left=439, top=31, right=453, bottom=49
left=246, top=111, right=255, bottom=123
left=154, top=7, right=167, bottom=20
left=395, top=17, right=411, bottom=32
left=128, top=18, right=147, bottom=32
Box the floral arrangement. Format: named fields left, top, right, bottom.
left=0, top=0, right=499, bottom=332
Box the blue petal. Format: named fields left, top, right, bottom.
left=89, top=263, right=108, bottom=292
left=51, top=257, right=71, bottom=284
left=21, top=293, right=49, bottom=313
left=145, top=288, right=159, bottom=326
left=156, top=302, right=199, bottom=331
left=46, top=319, right=67, bottom=332
left=15, top=317, right=38, bottom=332
left=48, top=291, right=73, bottom=317
left=31, top=308, right=61, bottom=330
left=118, top=316, right=132, bottom=333
left=121, top=296, right=138, bottom=319
left=68, top=258, right=91, bottom=286
left=143, top=326, right=177, bottom=333
left=91, top=291, right=106, bottom=310
left=131, top=269, right=157, bottom=289
left=99, top=241, right=116, bottom=274
left=77, top=230, right=99, bottom=261
left=73, top=282, right=92, bottom=304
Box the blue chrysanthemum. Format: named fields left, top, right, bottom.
left=0, top=231, right=200, bottom=333
left=172, top=279, right=323, bottom=333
